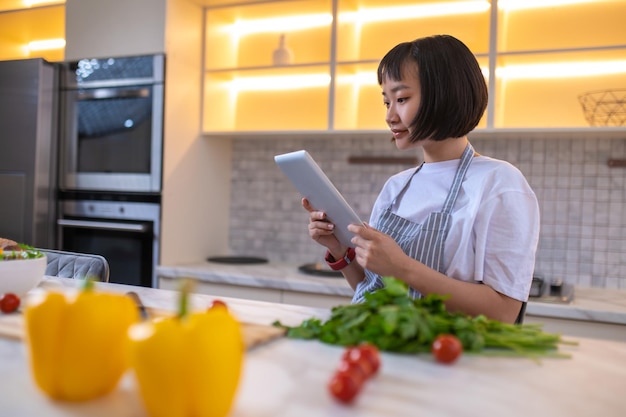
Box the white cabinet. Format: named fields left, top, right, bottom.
left=525, top=315, right=626, bottom=343
left=201, top=0, right=626, bottom=134
left=159, top=276, right=351, bottom=309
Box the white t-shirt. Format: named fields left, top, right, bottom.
left=369, top=155, right=540, bottom=302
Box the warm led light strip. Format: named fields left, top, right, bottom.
left=498, top=0, right=597, bottom=11
left=28, top=38, right=66, bottom=51
left=228, top=74, right=331, bottom=92
left=497, top=60, right=626, bottom=79
left=324, top=60, right=626, bottom=86
left=22, top=0, right=65, bottom=6
left=227, top=14, right=332, bottom=36
left=340, top=1, right=490, bottom=23
left=225, top=0, right=602, bottom=36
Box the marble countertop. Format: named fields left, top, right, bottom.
left=157, top=261, right=626, bottom=325
left=1, top=276, right=625, bottom=417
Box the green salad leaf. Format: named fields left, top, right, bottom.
left=273, top=277, right=576, bottom=359
left=0, top=244, right=44, bottom=261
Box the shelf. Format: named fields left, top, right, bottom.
left=0, top=2, right=65, bottom=62
left=336, top=0, right=491, bottom=62
left=497, top=0, right=626, bottom=53
left=493, top=48, right=626, bottom=128
left=204, top=0, right=332, bottom=71
left=203, top=64, right=331, bottom=132
left=0, top=0, right=64, bottom=13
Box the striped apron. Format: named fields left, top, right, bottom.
left=352, top=143, right=475, bottom=302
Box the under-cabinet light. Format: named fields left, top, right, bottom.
left=224, top=0, right=601, bottom=37
left=228, top=74, right=331, bottom=92
left=340, top=1, right=490, bottom=24
left=497, top=60, right=626, bottom=79
left=22, top=0, right=64, bottom=6
left=28, top=38, right=66, bottom=51
left=337, top=73, right=378, bottom=87
left=498, top=0, right=597, bottom=11
left=227, top=14, right=332, bottom=37
left=334, top=60, right=625, bottom=87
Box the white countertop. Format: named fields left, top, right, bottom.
left=1, top=276, right=625, bottom=417
left=157, top=261, right=626, bottom=325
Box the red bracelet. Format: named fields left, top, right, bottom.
left=325, top=247, right=356, bottom=271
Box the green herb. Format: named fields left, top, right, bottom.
left=0, top=244, right=43, bottom=261
left=273, top=277, right=576, bottom=359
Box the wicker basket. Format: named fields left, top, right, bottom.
left=578, top=89, right=626, bottom=126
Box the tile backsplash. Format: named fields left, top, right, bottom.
left=229, top=132, right=626, bottom=290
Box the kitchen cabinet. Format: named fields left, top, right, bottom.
left=158, top=276, right=352, bottom=309
left=201, top=0, right=626, bottom=134
left=525, top=315, right=626, bottom=343
left=0, top=1, right=65, bottom=62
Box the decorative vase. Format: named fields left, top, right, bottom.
left=272, top=33, right=294, bottom=66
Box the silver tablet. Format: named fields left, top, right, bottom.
left=275, top=150, right=364, bottom=248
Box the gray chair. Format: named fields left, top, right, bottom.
left=39, top=249, right=110, bottom=282
left=515, top=301, right=527, bottom=325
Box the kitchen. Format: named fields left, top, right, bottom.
left=1, top=0, right=626, bottom=415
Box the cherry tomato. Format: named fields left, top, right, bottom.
left=356, top=343, right=381, bottom=374
left=431, top=334, right=463, bottom=364
left=328, top=371, right=360, bottom=404
left=342, top=347, right=374, bottom=378
left=209, top=299, right=227, bottom=310
left=336, top=358, right=367, bottom=386
left=0, top=293, right=20, bottom=314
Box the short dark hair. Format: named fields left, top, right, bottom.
left=377, top=35, right=488, bottom=142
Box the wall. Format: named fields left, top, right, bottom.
left=159, top=0, right=232, bottom=265
left=65, top=0, right=167, bottom=60
left=228, top=132, right=626, bottom=290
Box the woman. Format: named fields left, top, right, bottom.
left=303, top=35, right=539, bottom=323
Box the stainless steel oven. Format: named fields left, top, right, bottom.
left=57, top=193, right=160, bottom=288
left=59, top=54, right=164, bottom=193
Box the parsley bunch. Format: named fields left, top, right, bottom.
left=275, top=277, right=575, bottom=358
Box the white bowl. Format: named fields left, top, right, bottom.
left=0, top=255, right=47, bottom=296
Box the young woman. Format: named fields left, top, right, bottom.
left=303, top=35, right=539, bottom=323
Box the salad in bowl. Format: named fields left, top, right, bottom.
left=0, top=238, right=47, bottom=297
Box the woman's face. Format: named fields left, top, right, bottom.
left=381, top=63, right=421, bottom=150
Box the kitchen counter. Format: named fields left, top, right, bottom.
left=1, top=276, right=625, bottom=417
left=156, top=261, right=626, bottom=325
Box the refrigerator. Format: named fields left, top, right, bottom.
left=0, top=59, right=58, bottom=248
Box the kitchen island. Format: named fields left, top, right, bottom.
left=1, top=276, right=625, bottom=417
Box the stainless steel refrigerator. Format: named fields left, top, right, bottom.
left=0, top=58, right=58, bottom=248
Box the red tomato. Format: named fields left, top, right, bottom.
left=431, top=334, right=463, bottom=364
left=0, top=293, right=20, bottom=314
left=357, top=343, right=381, bottom=374
left=342, top=347, right=374, bottom=378
left=328, top=371, right=360, bottom=404
left=209, top=299, right=227, bottom=310
left=336, top=358, right=367, bottom=386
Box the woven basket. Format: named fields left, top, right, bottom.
left=578, top=89, right=626, bottom=126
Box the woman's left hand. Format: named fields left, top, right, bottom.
left=347, top=223, right=407, bottom=278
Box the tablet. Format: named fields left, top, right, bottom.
left=275, top=150, right=364, bottom=248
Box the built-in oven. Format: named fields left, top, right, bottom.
left=58, top=54, right=164, bottom=193
left=57, top=192, right=160, bottom=288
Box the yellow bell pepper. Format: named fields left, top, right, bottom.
left=127, top=299, right=244, bottom=417
left=24, top=284, right=140, bottom=401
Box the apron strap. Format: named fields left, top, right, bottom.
left=441, top=143, right=474, bottom=214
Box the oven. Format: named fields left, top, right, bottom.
left=57, top=193, right=160, bottom=288
left=58, top=54, right=164, bottom=193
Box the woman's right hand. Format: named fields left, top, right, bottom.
left=302, top=198, right=343, bottom=253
